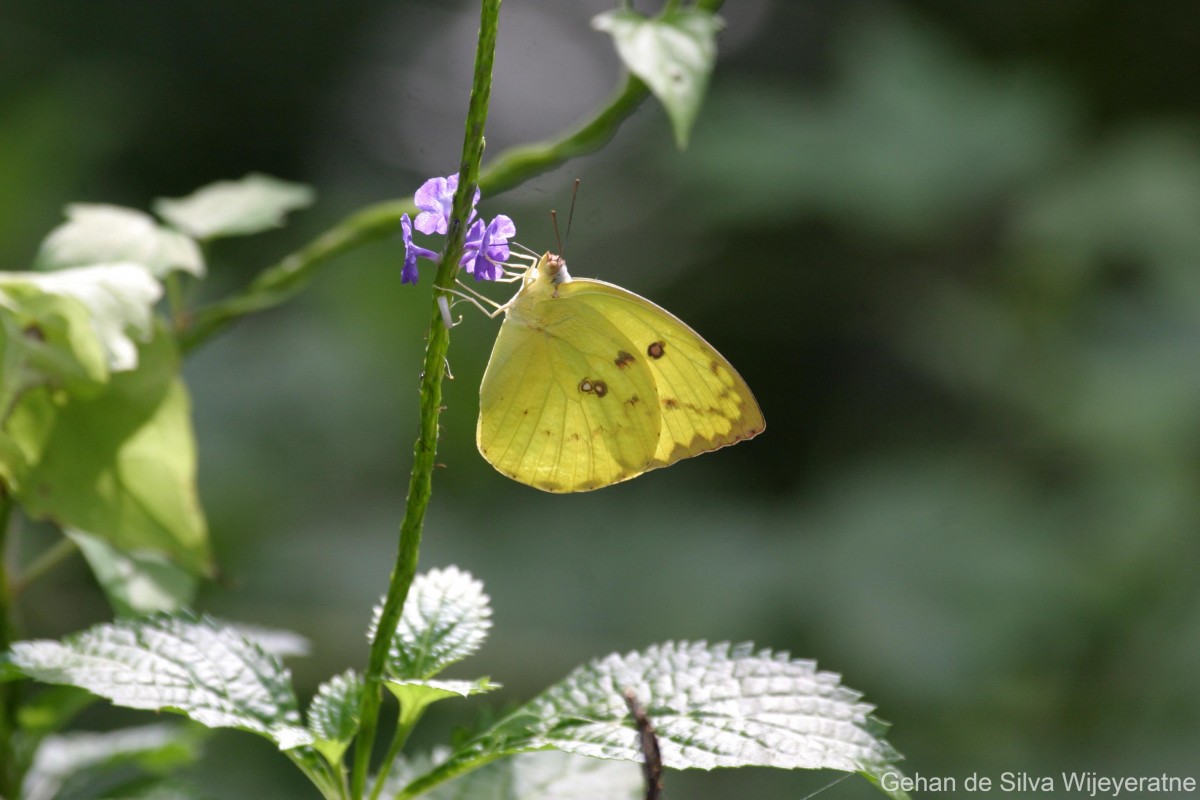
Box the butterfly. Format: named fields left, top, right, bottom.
left=475, top=251, right=764, bottom=492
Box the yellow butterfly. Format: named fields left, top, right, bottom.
left=476, top=252, right=764, bottom=492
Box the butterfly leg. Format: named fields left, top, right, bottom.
left=441, top=285, right=507, bottom=319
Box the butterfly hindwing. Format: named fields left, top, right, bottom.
left=478, top=293, right=661, bottom=492
left=559, top=279, right=765, bottom=469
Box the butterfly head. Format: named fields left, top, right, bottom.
left=535, top=252, right=573, bottom=288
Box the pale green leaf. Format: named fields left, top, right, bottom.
left=36, top=204, right=205, bottom=278
left=9, top=613, right=312, bottom=750
left=592, top=8, right=722, bottom=148
left=154, top=173, right=314, bottom=240
left=0, top=285, right=109, bottom=430
left=6, top=331, right=212, bottom=575
left=524, top=641, right=905, bottom=797
left=385, top=749, right=641, bottom=800
left=21, top=723, right=203, bottom=800
left=385, top=677, right=499, bottom=728
left=307, top=670, right=362, bottom=765
left=68, top=529, right=198, bottom=616
left=0, top=263, right=159, bottom=373
left=370, top=566, right=492, bottom=680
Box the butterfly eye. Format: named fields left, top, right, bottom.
left=593, top=380, right=608, bottom=398
left=579, top=379, right=594, bottom=393
left=647, top=341, right=666, bottom=359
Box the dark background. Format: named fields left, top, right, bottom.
left=3, top=1, right=1199, bottom=797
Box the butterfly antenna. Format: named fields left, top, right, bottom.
left=563, top=178, right=581, bottom=257
left=550, top=209, right=562, bottom=256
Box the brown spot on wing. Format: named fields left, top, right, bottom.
left=615, top=350, right=635, bottom=369
left=662, top=398, right=680, bottom=410
left=647, top=340, right=666, bottom=359
left=593, top=380, right=608, bottom=398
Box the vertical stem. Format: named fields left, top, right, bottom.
left=349, top=2, right=501, bottom=796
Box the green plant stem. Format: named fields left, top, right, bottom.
left=348, top=2, right=501, bottom=797
left=366, top=713, right=419, bottom=800
left=178, top=200, right=410, bottom=353
left=11, top=535, right=78, bottom=595
left=176, top=0, right=726, bottom=355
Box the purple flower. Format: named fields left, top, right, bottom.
left=402, top=173, right=516, bottom=286
left=462, top=215, right=515, bottom=281
left=400, top=213, right=439, bottom=285
left=413, top=174, right=480, bottom=235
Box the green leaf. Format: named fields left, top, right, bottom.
left=21, top=723, right=204, bottom=800
left=0, top=263, right=160, bottom=374
left=0, top=284, right=109, bottom=428
left=68, top=529, right=198, bottom=616
left=523, top=641, right=906, bottom=797
left=36, top=204, right=205, bottom=279
left=154, top=174, right=315, bottom=240
left=8, top=613, right=312, bottom=750
left=307, top=670, right=362, bottom=765
left=402, top=642, right=906, bottom=800
left=370, top=566, right=492, bottom=680
left=385, top=677, right=499, bottom=729
left=385, top=749, right=641, bottom=800
left=5, top=330, right=212, bottom=575
left=592, top=8, right=722, bottom=148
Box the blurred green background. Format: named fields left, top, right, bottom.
left=4, top=0, right=1199, bottom=797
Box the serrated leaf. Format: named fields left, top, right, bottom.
left=592, top=8, right=722, bottom=148
left=36, top=204, right=205, bottom=279
left=386, top=677, right=499, bottom=729
left=385, top=749, right=642, bottom=800
left=0, top=263, right=160, bottom=373
left=21, top=723, right=203, bottom=800
left=307, top=670, right=362, bottom=764
left=68, top=529, right=198, bottom=616
left=233, top=624, right=312, bottom=659
left=154, top=174, right=314, bottom=240
left=5, top=331, right=212, bottom=576
left=8, top=613, right=312, bottom=750
left=523, top=642, right=905, bottom=796
left=370, top=566, right=492, bottom=680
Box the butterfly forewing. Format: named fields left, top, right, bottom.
left=560, top=280, right=765, bottom=469
left=478, top=291, right=662, bottom=492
